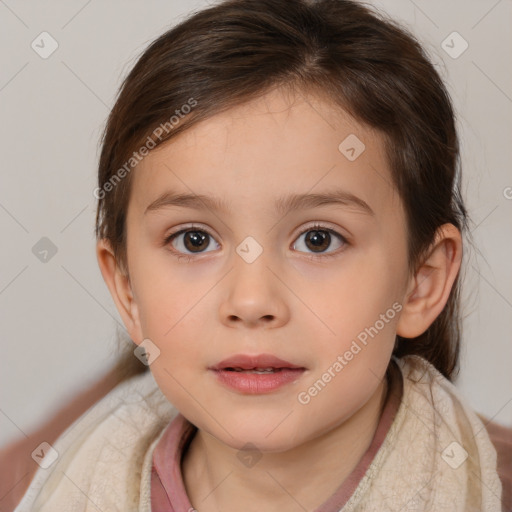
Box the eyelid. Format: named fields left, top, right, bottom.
left=293, top=221, right=348, bottom=238
left=164, top=223, right=218, bottom=241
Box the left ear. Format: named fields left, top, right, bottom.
left=396, top=223, right=463, bottom=338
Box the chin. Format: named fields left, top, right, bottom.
left=210, top=417, right=307, bottom=453
left=229, top=434, right=301, bottom=454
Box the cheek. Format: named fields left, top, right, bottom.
left=304, top=253, right=402, bottom=343
left=296, top=269, right=399, bottom=422
left=137, top=294, right=209, bottom=412
left=297, top=259, right=400, bottom=410
left=131, top=251, right=210, bottom=338
left=138, top=291, right=206, bottom=358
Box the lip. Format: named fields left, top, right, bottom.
left=209, top=353, right=304, bottom=371
left=208, top=353, right=306, bottom=394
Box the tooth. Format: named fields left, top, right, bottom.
left=224, top=367, right=282, bottom=373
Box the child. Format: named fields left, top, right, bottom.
left=13, top=0, right=504, bottom=510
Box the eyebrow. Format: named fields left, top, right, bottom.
left=144, top=188, right=374, bottom=217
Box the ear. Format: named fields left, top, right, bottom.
left=96, top=239, right=144, bottom=344
left=396, top=223, right=463, bottom=338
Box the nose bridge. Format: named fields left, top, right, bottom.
left=220, top=236, right=288, bottom=326
left=232, top=236, right=274, bottom=304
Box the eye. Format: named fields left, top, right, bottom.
left=164, top=225, right=219, bottom=258
left=163, top=223, right=347, bottom=261
left=292, top=224, right=347, bottom=257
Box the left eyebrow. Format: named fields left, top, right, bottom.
left=275, top=188, right=374, bottom=217
left=144, top=188, right=375, bottom=217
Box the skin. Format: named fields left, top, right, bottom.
left=97, top=86, right=462, bottom=511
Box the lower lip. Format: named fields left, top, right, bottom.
left=211, top=368, right=305, bottom=394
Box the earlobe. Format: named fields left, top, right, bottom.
left=396, top=223, right=462, bottom=338
left=96, top=239, right=143, bottom=344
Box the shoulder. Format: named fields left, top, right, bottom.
left=390, top=355, right=503, bottom=509
left=13, top=370, right=178, bottom=512
left=477, top=413, right=512, bottom=511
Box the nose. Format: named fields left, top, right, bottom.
left=219, top=252, right=290, bottom=329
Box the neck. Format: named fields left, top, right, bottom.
left=182, top=372, right=390, bottom=512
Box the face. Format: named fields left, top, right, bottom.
left=121, top=87, right=411, bottom=451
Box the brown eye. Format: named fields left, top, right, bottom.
left=293, top=226, right=346, bottom=256
left=182, top=231, right=209, bottom=252
left=304, top=230, right=330, bottom=252
left=165, top=228, right=219, bottom=255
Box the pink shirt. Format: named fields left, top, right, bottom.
left=151, top=360, right=403, bottom=511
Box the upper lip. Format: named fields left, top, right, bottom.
left=210, top=354, right=305, bottom=371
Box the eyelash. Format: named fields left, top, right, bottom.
left=163, top=223, right=348, bottom=262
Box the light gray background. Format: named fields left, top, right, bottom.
left=1, top=0, right=511, bottom=450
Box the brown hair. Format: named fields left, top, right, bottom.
left=95, top=0, right=469, bottom=383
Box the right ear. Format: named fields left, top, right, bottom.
left=96, top=239, right=143, bottom=344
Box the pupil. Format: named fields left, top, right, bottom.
left=184, top=231, right=208, bottom=252
left=306, top=230, right=329, bottom=252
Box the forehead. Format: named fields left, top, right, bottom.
left=129, top=88, right=400, bottom=220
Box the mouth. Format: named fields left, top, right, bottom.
left=209, top=354, right=306, bottom=394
